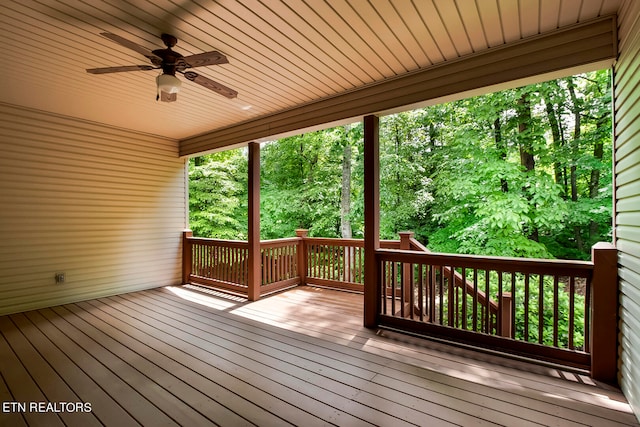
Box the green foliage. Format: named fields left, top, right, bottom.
left=188, top=150, right=247, bottom=239
left=260, top=125, right=364, bottom=239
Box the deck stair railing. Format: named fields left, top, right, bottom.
left=182, top=230, right=617, bottom=380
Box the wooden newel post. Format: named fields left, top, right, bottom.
left=499, top=292, right=513, bottom=338
left=182, top=230, right=193, bottom=285
left=296, top=229, right=308, bottom=285
left=590, top=242, right=618, bottom=384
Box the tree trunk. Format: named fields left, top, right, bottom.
left=494, top=117, right=508, bottom=193
left=518, top=94, right=535, bottom=173
left=518, top=92, right=539, bottom=242
left=543, top=92, right=566, bottom=198
left=567, top=77, right=584, bottom=251
left=589, top=114, right=606, bottom=239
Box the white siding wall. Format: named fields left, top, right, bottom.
left=0, top=104, right=187, bottom=315
left=615, top=0, right=640, bottom=419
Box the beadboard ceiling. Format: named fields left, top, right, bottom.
left=0, top=0, right=622, bottom=141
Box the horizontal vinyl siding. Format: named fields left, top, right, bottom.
left=615, top=0, right=640, bottom=421
left=0, top=104, right=186, bottom=315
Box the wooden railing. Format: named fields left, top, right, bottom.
left=260, top=238, right=300, bottom=294
left=300, top=230, right=427, bottom=292
left=183, top=232, right=304, bottom=297
left=185, top=235, right=249, bottom=296
left=374, top=245, right=617, bottom=372
left=304, top=237, right=365, bottom=291
left=183, top=231, right=617, bottom=377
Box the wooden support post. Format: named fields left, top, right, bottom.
left=590, top=242, right=618, bottom=384
left=247, top=142, right=261, bottom=301
left=296, top=229, right=308, bottom=285
left=182, top=230, right=193, bottom=285
left=364, top=115, right=380, bottom=328
left=500, top=292, right=513, bottom=338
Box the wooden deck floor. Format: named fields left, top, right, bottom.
left=0, top=285, right=637, bottom=427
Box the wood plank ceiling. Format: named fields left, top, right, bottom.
left=0, top=0, right=622, bottom=142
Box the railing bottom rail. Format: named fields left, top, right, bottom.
left=378, top=315, right=591, bottom=371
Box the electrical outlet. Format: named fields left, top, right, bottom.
left=55, top=273, right=65, bottom=284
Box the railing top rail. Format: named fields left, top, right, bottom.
left=261, top=237, right=301, bottom=248
left=376, top=248, right=594, bottom=276
left=304, top=237, right=366, bottom=247
left=380, top=240, right=401, bottom=249
left=408, top=237, right=430, bottom=253
left=187, top=237, right=249, bottom=249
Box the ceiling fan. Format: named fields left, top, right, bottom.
left=87, top=32, right=237, bottom=102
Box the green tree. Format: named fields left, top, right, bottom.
left=188, top=150, right=247, bottom=239
left=260, top=127, right=361, bottom=238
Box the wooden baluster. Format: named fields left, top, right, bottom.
left=391, top=262, right=397, bottom=316
left=496, top=271, right=503, bottom=335
left=461, top=267, right=467, bottom=330
left=225, top=246, right=230, bottom=283
left=429, top=264, right=436, bottom=323
left=553, top=276, right=559, bottom=347
left=342, top=245, right=347, bottom=283
left=215, top=245, right=220, bottom=281
left=438, top=266, right=444, bottom=325
left=274, top=247, right=278, bottom=283
left=524, top=274, right=530, bottom=341
left=510, top=273, right=516, bottom=340
left=538, top=275, right=544, bottom=344
left=283, top=246, right=287, bottom=280
left=584, top=274, right=591, bottom=352
left=381, top=261, right=387, bottom=315
left=399, top=232, right=412, bottom=319
left=296, top=230, right=307, bottom=285
left=486, top=270, right=492, bottom=333
left=266, top=248, right=271, bottom=285
left=447, top=266, right=454, bottom=327
left=472, top=269, right=478, bottom=332
left=569, top=276, right=575, bottom=350
left=418, top=265, right=424, bottom=321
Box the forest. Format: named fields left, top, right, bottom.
left=189, top=69, right=612, bottom=261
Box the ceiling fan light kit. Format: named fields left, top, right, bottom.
left=87, top=32, right=237, bottom=102
left=157, top=73, right=181, bottom=94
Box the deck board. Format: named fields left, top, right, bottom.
left=11, top=311, right=136, bottom=427
left=32, top=307, right=181, bottom=427
left=0, top=285, right=637, bottom=427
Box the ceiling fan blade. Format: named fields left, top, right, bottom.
left=86, top=65, right=156, bottom=74
left=182, top=51, right=229, bottom=67
left=160, top=91, right=178, bottom=102
left=100, top=32, right=161, bottom=64
left=182, top=71, right=237, bottom=99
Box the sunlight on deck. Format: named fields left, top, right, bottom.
left=165, top=285, right=245, bottom=310
left=165, top=284, right=637, bottom=420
